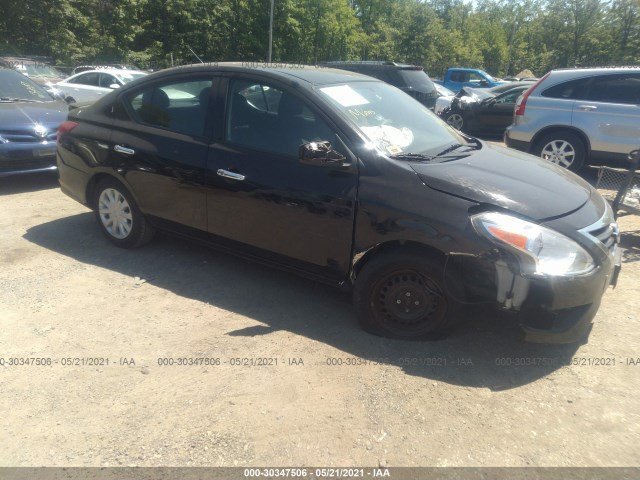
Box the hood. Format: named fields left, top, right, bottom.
left=0, top=100, right=67, bottom=131
left=457, top=87, right=493, bottom=102
left=410, top=142, right=592, bottom=221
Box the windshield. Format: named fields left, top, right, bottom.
left=0, top=69, right=51, bottom=101
left=319, top=81, right=469, bottom=158
left=397, top=69, right=438, bottom=95
left=117, top=72, right=147, bottom=84
left=20, top=63, right=66, bottom=79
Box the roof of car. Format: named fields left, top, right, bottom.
left=549, top=66, right=640, bottom=78
left=320, top=60, right=421, bottom=69
left=144, top=62, right=377, bottom=87
left=70, top=68, right=144, bottom=76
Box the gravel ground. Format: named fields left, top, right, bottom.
left=1, top=171, right=639, bottom=469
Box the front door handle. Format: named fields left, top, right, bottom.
left=577, top=105, right=597, bottom=111
left=217, top=169, right=245, bottom=181
left=114, top=145, right=135, bottom=155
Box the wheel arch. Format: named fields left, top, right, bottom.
left=86, top=172, right=140, bottom=211
left=352, top=240, right=447, bottom=283
left=530, top=126, right=592, bottom=159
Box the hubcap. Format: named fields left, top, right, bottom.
left=446, top=113, right=464, bottom=130
left=98, top=188, right=133, bottom=239
left=541, top=140, right=575, bottom=168
left=377, top=272, right=442, bottom=329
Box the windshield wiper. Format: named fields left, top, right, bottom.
left=390, top=152, right=436, bottom=162
left=0, top=97, right=40, bottom=103
left=434, top=143, right=476, bottom=156
left=391, top=141, right=481, bottom=163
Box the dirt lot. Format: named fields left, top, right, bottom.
left=1, top=171, right=640, bottom=469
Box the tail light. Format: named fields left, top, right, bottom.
left=57, top=121, right=79, bottom=142
left=514, top=73, right=549, bottom=116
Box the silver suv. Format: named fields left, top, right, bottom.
left=505, top=67, right=640, bottom=171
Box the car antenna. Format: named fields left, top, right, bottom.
left=187, top=45, right=204, bottom=64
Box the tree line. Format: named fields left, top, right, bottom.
left=1, top=0, right=638, bottom=78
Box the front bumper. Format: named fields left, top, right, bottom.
left=503, top=127, right=531, bottom=153
left=0, top=142, right=58, bottom=176
left=457, top=203, right=620, bottom=344
left=519, top=244, right=620, bottom=343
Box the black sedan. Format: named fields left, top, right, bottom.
left=0, top=67, right=68, bottom=176
left=440, top=85, right=530, bottom=136
left=57, top=63, right=619, bottom=343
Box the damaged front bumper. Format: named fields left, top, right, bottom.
left=457, top=207, right=621, bottom=344
left=502, top=243, right=620, bottom=343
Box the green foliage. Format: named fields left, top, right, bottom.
left=1, top=0, right=639, bottom=76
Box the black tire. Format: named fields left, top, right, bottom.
left=93, top=177, right=155, bottom=248
left=533, top=131, right=586, bottom=172
left=353, top=251, right=458, bottom=340
left=443, top=110, right=465, bottom=131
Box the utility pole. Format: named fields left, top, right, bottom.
left=268, top=0, right=274, bottom=62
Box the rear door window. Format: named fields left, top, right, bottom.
left=127, top=78, right=213, bottom=136
left=586, top=74, right=640, bottom=105
left=73, top=72, right=100, bottom=86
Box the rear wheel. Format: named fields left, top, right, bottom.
left=534, top=131, right=586, bottom=172
left=353, top=252, right=456, bottom=339
left=93, top=177, right=155, bottom=248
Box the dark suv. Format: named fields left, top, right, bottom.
left=320, top=61, right=439, bottom=109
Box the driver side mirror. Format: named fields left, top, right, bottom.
left=299, top=141, right=346, bottom=167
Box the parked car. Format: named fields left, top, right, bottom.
left=434, top=81, right=533, bottom=117
left=319, top=61, right=440, bottom=110
left=57, top=63, right=620, bottom=343
left=440, top=84, right=531, bottom=136
left=434, top=68, right=505, bottom=93
left=0, top=56, right=68, bottom=99
left=56, top=69, right=147, bottom=104
left=434, top=84, right=456, bottom=115
left=505, top=66, right=640, bottom=171
left=70, top=64, right=141, bottom=76
left=0, top=67, right=67, bottom=176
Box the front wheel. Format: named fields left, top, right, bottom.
left=93, top=177, right=155, bottom=248
left=353, top=252, right=456, bottom=339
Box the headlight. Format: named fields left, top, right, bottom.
left=472, top=212, right=595, bottom=276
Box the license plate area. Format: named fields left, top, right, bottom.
left=610, top=245, right=622, bottom=288
left=34, top=146, right=56, bottom=157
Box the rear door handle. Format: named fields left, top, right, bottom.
left=217, top=169, right=245, bottom=181
left=577, top=105, right=597, bottom=111
left=114, top=145, right=135, bottom=155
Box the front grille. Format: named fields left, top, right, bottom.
left=587, top=223, right=618, bottom=253
left=579, top=206, right=618, bottom=255
left=0, top=131, right=57, bottom=143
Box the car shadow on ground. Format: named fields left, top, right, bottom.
left=24, top=212, right=584, bottom=391
left=620, top=227, right=640, bottom=263
left=0, top=171, right=59, bottom=195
